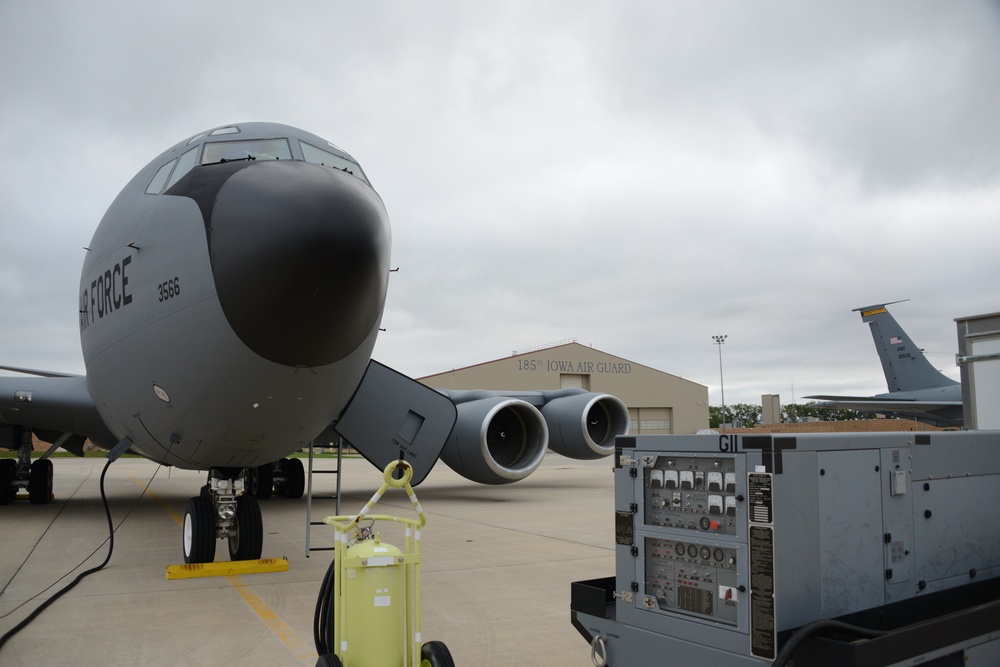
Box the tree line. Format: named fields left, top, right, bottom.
left=709, top=402, right=864, bottom=429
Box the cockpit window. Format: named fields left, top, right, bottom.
left=300, top=141, right=369, bottom=183
left=146, top=159, right=176, bottom=194
left=165, top=146, right=201, bottom=190
left=209, top=126, right=240, bottom=136
left=202, top=138, right=292, bottom=164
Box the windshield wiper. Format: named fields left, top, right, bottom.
left=204, top=154, right=257, bottom=166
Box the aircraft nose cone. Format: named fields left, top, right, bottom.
left=209, top=160, right=390, bottom=367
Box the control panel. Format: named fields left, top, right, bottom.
left=643, top=455, right=738, bottom=535
left=618, top=452, right=745, bottom=630
left=643, top=536, right=739, bottom=626
left=578, top=432, right=1000, bottom=666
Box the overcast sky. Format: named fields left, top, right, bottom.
left=1, top=1, right=997, bottom=406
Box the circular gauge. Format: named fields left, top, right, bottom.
left=699, top=516, right=711, bottom=530
left=674, top=543, right=686, bottom=557
left=699, top=546, right=711, bottom=561
left=714, top=548, right=725, bottom=562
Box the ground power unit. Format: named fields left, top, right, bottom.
left=572, top=431, right=1000, bottom=666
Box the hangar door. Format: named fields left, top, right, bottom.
left=629, top=407, right=672, bottom=434
left=560, top=373, right=591, bottom=390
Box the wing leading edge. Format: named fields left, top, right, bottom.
left=806, top=395, right=963, bottom=428
left=0, top=371, right=117, bottom=456
left=806, top=395, right=961, bottom=411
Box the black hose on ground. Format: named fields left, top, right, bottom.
left=313, top=556, right=337, bottom=655
left=0, top=458, right=117, bottom=652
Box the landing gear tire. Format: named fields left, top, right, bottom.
left=183, top=495, right=217, bottom=564
left=284, top=458, right=305, bottom=499
left=0, top=458, right=15, bottom=504
left=28, top=459, right=53, bottom=505
left=250, top=464, right=273, bottom=500
left=228, top=494, right=263, bottom=561
left=421, top=640, right=455, bottom=667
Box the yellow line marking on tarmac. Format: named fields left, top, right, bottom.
left=128, top=473, right=316, bottom=663
left=129, top=472, right=182, bottom=523
left=227, top=574, right=316, bottom=662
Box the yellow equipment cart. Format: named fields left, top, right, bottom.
left=314, top=460, right=454, bottom=667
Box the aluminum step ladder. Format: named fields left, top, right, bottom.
left=304, top=437, right=344, bottom=557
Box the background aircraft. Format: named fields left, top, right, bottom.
left=805, top=301, right=962, bottom=427
left=0, top=122, right=629, bottom=563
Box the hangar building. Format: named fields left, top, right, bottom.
left=418, top=341, right=709, bottom=434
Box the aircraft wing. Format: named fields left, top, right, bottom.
left=804, top=394, right=963, bottom=428
left=806, top=395, right=962, bottom=412
left=0, top=364, right=81, bottom=378
left=0, top=371, right=117, bottom=455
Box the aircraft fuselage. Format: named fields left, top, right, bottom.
left=78, top=123, right=391, bottom=470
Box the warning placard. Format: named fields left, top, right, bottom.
left=749, top=525, right=776, bottom=660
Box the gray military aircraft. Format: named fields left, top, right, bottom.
left=805, top=300, right=962, bottom=427
left=0, top=122, right=629, bottom=564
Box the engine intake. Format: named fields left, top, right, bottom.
left=435, top=388, right=631, bottom=482
left=540, top=389, right=631, bottom=459
left=439, top=395, right=548, bottom=485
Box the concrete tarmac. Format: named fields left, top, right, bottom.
left=0, top=454, right=615, bottom=666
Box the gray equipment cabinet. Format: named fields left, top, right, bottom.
left=572, top=432, right=1000, bottom=666
left=956, top=311, right=1000, bottom=431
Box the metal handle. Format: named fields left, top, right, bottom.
left=590, top=635, right=608, bottom=667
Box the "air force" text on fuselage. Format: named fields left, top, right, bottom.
left=80, top=254, right=132, bottom=331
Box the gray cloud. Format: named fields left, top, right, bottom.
left=0, top=0, right=995, bottom=406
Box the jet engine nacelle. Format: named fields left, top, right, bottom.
left=436, top=388, right=631, bottom=484
left=539, top=389, right=630, bottom=460
left=439, top=392, right=548, bottom=485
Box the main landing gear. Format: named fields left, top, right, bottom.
left=182, top=467, right=263, bottom=564
left=247, top=457, right=306, bottom=500
left=0, top=428, right=54, bottom=506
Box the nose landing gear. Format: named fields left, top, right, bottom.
left=182, top=468, right=263, bottom=564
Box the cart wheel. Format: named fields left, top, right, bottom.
left=421, top=640, right=455, bottom=667
left=315, top=653, right=342, bottom=667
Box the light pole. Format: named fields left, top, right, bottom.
left=712, top=334, right=727, bottom=432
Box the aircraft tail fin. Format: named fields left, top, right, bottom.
left=854, top=301, right=956, bottom=393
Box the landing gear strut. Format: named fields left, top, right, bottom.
left=182, top=468, right=263, bottom=563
